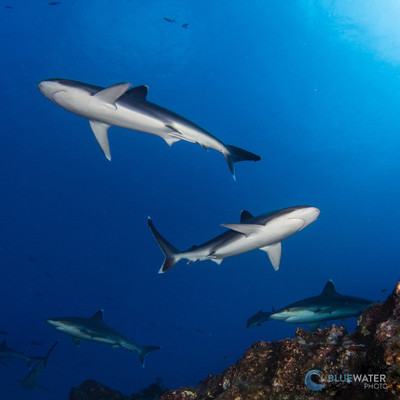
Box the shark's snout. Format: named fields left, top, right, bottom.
left=46, top=319, right=62, bottom=328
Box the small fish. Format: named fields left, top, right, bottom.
left=163, top=17, right=176, bottom=23
left=4, top=5, right=13, bottom=9
left=221, top=355, right=227, bottom=360
left=33, top=293, right=42, bottom=297
left=27, top=256, right=38, bottom=263
left=381, top=289, right=387, bottom=293
left=0, top=331, right=8, bottom=335
left=182, top=23, right=189, bottom=29
left=195, top=329, right=204, bottom=334
left=48, top=1, right=61, bottom=5
left=44, top=272, right=52, bottom=278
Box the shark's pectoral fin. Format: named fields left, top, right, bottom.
left=221, top=223, right=264, bottom=237
left=93, top=82, right=132, bottom=106
left=259, top=242, right=282, bottom=271
left=308, top=323, right=320, bottom=331
left=210, top=258, right=223, bottom=265
left=89, top=120, right=112, bottom=161
left=164, top=136, right=181, bottom=146
left=72, top=337, right=81, bottom=346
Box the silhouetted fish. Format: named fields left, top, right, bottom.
left=48, top=2, right=61, bottom=5
left=182, top=23, right=189, bottom=29
left=163, top=17, right=176, bottom=23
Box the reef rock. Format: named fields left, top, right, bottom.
left=160, top=281, right=400, bottom=400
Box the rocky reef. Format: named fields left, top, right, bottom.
left=69, top=281, right=400, bottom=400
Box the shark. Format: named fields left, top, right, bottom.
left=148, top=206, right=320, bottom=273
left=38, top=79, right=261, bottom=179
left=16, top=341, right=58, bottom=390
left=267, top=280, right=374, bottom=330
left=246, top=309, right=274, bottom=328
left=46, top=310, right=160, bottom=367
left=0, top=340, right=44, bottom=368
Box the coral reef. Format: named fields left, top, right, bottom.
left=161, top=281, right=400, bottom=400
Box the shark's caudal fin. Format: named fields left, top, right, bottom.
left=147, top=218, right=181, bottom=273
left=224, top=145, right=261, bottom=180
left=138, top=345, right=161, bottom=368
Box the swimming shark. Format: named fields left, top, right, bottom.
left=46, top=310, right=160, bottom=367
left=268, top=280, right=374, bottom=330
left=16, top=341, right=57, bottom=390
left=148, top=206, right=320, bottom=273
left=246, top=309, right=274, bottom=328
left=0, top=340, right=44, bottom=368
left=38, top=79, right=261, bottom=179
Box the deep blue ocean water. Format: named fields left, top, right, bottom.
left=1, top=0, right=400, bottom=398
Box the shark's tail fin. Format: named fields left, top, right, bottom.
left=138, top=345, right=161, bottom=368
left=148, top=217, right=181, bottom=273
left=43, top=341, right=58, bottom=367
left=224, top=145, right=261, bottom=180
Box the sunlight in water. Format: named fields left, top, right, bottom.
left=303, top=0, right=400, bottom=65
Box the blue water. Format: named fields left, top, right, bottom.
left=1, top=0, right=399, bottom=398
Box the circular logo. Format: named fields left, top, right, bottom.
left=305, top=369, right=325, bottom=391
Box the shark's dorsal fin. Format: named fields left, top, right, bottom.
left=91, top=310, right=104, bottom=322
left=240, top=210, right=254, bottom=223
left=0, top=340, right=7, bottom=349
left=126, top=85, right=148, bottom=99
left=93, top=82, right=132, bottom=105
left=321, top=280, right=337, bottom=296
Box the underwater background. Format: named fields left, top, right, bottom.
left=1, top=0, right=400, bottom=398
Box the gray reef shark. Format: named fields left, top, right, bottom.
left=246, top=309, right=274, bottom=328
left=148, top=206, right=320, bottom=273
left=265, top=280, right=374, bottom=331
left=38, top=79, right=261, bottom=179
left=46, top=310, right=160, bottom=367
left=16, top=341, right=57, bottom=391
left=0, top=340, right=44, bottom=368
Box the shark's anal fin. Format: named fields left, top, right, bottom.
left=221, top=223, right=264, bottom=237
left=259, top=242, right=282, bottom=271
left=93, top=82, right=132, bottom=106
left=72, top=337, right=81, bottom=346
left=308, top=323, right=320, bottom=331
left=210, top=258, right=223, bottom=265
left=89, top=121, right=111, bottom=161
